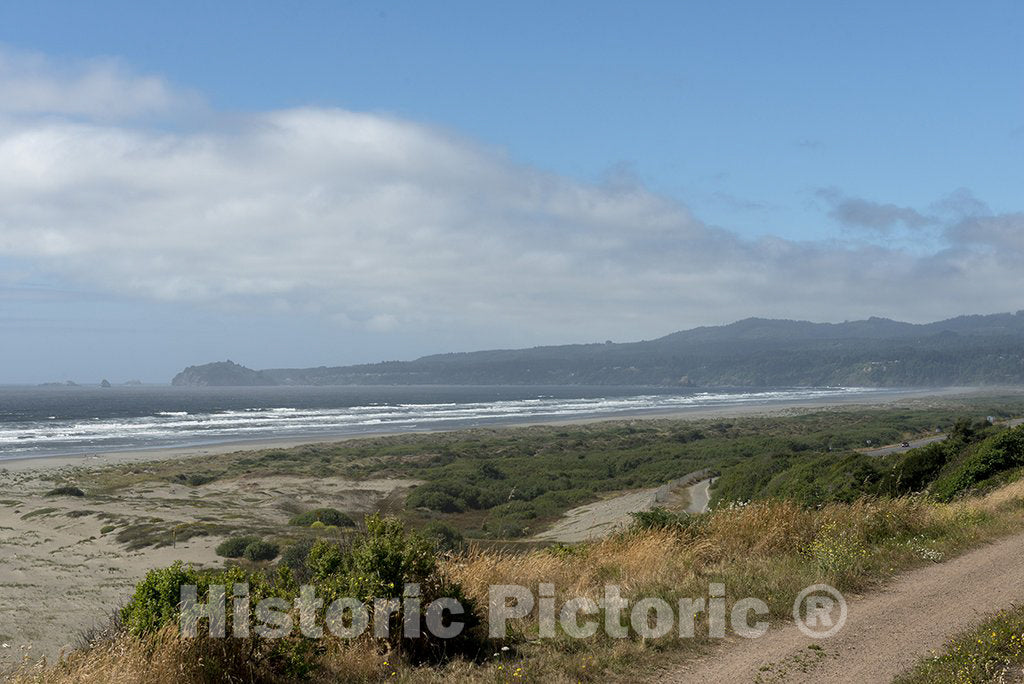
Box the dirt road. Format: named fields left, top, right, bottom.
left=662, top=531, right=1024, bottom=683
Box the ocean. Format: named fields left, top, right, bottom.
left=0, top=384, right=901, bottom=461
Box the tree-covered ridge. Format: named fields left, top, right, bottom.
left=174, top=312, right=1024, bottom=387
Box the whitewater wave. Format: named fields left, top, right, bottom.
left=0, top=386, right=889, bottom=460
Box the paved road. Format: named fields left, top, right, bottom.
left=863, top=434, right=946, bottom=457
left=863, top=417, right=1024, bottom=457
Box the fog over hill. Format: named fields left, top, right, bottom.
left=173, top=312, right=1024, bottom=388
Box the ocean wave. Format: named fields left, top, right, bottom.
left=0, top=386, right=894, bottom=459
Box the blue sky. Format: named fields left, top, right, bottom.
left=0, top=1, right=1021, bottom=382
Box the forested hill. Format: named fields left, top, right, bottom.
left=172, top=312, right=1024, bottom=387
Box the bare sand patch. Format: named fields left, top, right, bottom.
left=533, top=470, right=713, bottom=542
left=0, top=468, right=418, bottom=671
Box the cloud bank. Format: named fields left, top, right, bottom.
left=0, top=48, right=1021, bottom=346
left=816, top=187, right=935, bottom=232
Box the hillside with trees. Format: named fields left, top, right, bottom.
left=172, top=312, right=1024, bottom=387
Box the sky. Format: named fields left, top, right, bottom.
left=0, top=1, right=1021, bottom=383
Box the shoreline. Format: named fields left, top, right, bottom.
left=0, top=386, right=1004, bottom=474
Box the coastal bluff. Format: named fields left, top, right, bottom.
left=171, top=360, right=278, bottom=387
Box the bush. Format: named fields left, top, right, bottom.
left=288, top=508, right=355, bottom=527
left=630, top=506, right=687, bottom=530
left=120, top=562, right=203, bottom=636
left=405, top=481, right=500, bottom=513
left=46, top=485, right=85, bottom=497
left=339, top=514, right=481, bottom=659
left=172, top=473, right=217, bottom=487
left=242, top=540, right=279, bottom=562
left=932, top=426, right=1024, bottom=501
left=880, top=443, right=949, bottom=495
left=280, top=538, right=317, bottom=582
left=421, top=521, right=465, bottom=552
left=117, top=515, right=483, bottom=676
left=215, top=535, right=261, bottom=558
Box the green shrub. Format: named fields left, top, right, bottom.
left=280, top=538, right=317, bottom=583
left=46, top=485, right=85, bottom=497
left=421, top=521, right=465, bottom=552
left=242, top=540, right=279, bottom=562
left=119, top=515, right=483, bottom=675
left=177, top=473, right=217, bottom=487
left=406, top=481, right=503, bottom=513
left=215, top=535, right=261, bottom=558
left=339, top=514, right=481, bottom=659
left=120, top=562, right=258, bottom=637
left=288, top=508, right=355, bottom=527
left=337, top=514, right=437, bottom=601
left=881, top=443, right=949, bottom=495
left=630, top=506, right=686, bottom=530
left=307, top=538, right=348, bottom=580
left=931, top=426, right=1024, bottom=501
left=120, top=562, right=203, bottom=636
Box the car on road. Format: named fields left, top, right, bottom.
left=900, top=441, right=911, bottom=448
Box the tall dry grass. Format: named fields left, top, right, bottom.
left=448, top=496, right=945, bottom=612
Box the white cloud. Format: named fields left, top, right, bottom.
left=0, top=47, right=198, bottom=119
left=0, top=48, right=1021, bottom=348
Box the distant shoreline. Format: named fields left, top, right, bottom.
left=0, top=386, right=1006, bottom=474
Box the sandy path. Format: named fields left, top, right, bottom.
left=684, top=477, right=714, bottom=514
left=533, top=471, right=712, bottom=542
left=662, top=531, right=1024, bottom=683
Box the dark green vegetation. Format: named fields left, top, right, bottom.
left=242, top=539, right=280, bottom=562
left=288, top=508, right=356, bottom=528
left=174, top=312, right=1024, bottom=386
left=420, top=521, right=465, bottom=552
left=45, top=485, right=85, bottom=497
left=116, top=521, right=225, bottom=551
left=713, top=418, right=1024, bottom=507
left=930, top=425, right=1024, bottom=502
left=629, top=506, right=703, bottom=532
left=118, top=514, right=481, bottom=680
left=895, top=604, right=1024, bottom=683
left=74, top=396, right=1024, bottom=540
left=215, top=535, right=263, bottom=558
